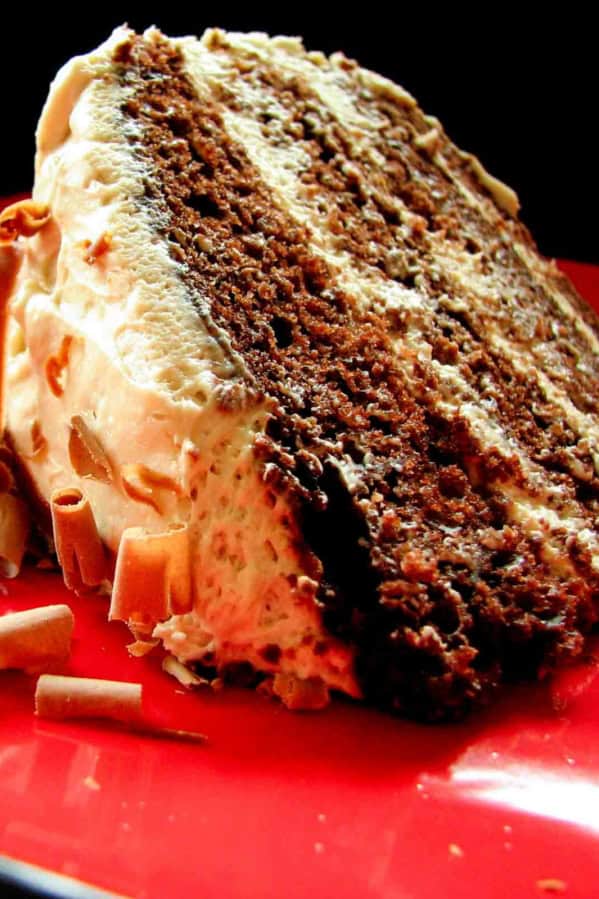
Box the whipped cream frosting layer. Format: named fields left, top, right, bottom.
left=4, top=28, right=358, bottom=697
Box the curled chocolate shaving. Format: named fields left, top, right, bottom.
left=0, top=199, right=51, bottom=245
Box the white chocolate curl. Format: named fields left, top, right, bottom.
left=35, top=674, right=207, bottom=743
left=0, top=604, right=74, bottom=673
left=162, top=654, right=210, bottom=688
left=110, top=524, right=192, bottom=634
left=35, top=674, right=142, bottom=724
left=0, top=493, right=30, bottom=578
left=68, top=415, right=113, bottom=483
left=0, top=199, right=51, bottom=245
left=50, top=487, right=107, bottom=593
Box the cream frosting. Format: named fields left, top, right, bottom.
left=4, top=27, right=358, bottom=698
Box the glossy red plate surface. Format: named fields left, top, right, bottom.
left=2, top=227, right=599, bottom=897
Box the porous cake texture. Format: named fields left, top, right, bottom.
left=3, top=27, right=599, bottom=719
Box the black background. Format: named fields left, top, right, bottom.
left=2, top=5, right=596, bottom=263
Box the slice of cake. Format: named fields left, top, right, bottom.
left=2, top=27, right=599, bottom=720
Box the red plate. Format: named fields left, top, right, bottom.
left=2, top=192, right=599, bottom=898
left=3, top=570, right=599, bottom=899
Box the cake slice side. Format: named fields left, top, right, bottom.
left=110, top=30, right=598, bottom=717
left=3, top=27, right=599, bottom=719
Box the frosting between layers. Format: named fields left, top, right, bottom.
left=178, top=31, right=599, bottom=578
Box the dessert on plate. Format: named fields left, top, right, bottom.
left=1, top=26, right=598, bottom=720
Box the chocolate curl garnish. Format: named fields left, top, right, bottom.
left=0, top=493, right=30, bottom=578
left=35, top=674, right=143, bottom=724
left=110, top=523, right=192, bottom=636
left=45, top=335, right=73, bottom=397
left=35, top=674, right=207, bottom=743
left=120, top=463, right=182, bottom=513
left=68, top=414, right=113, bottom=483
left=0, top=200, right=51, bottom=246
left=127, top=639, right=159, bottom=658
left=23, top=420, right=48, bottom=461
left=0, top=605, right=74, bottom=673
left=50, top=487, right=107, bottom=593
left=162, top=655, right=212, bottom=689
left=83, top=232, right=112, bottom=265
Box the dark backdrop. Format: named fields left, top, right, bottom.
left=2, top=6, right=596, bottom=263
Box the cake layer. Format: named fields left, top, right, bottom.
left=3, top=27, right=599, bottom=719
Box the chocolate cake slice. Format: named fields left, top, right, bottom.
left=2, top=27, right=599, bottom=720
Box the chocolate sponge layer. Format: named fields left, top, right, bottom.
left=113, top=32, right=598, bottom=719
